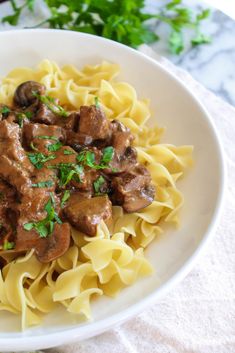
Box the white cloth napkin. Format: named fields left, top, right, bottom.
left=45, top=48, right=235, bottom=353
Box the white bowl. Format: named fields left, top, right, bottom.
left=0, top=29, right=225, bottom=351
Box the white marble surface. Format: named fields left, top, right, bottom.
left=0, top=0, right=234, bottom=106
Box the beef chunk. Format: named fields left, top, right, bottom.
left=111, top=165, right=155, bottom=212
left=33, top=102, right=58, bottom=125
left=0, top=120, right=33, bottom=171
left=79, top=105, right=110, bottom=140
left=110, top=120, right=134, bottom=156
left=0, top=179, right=17, bottom=246
left=15, top=223, right=71, bottom=263
left=102, top=120, right=137, bottom=174
left=0, top=120, right=33, bottom=193
left=65, top=130, right=93, bottom=151
left=64, top=195, right=112, bottom=236
left=13, top=81, right=46, bottom=108
left=23, top=122, right=65, bottom=150
left=57, top=112, right=79, bottom=131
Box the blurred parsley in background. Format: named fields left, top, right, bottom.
left=2, top=0, right=211, bottom=54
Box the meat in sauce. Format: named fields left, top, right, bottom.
left=0, top=81, right=155, bottom=263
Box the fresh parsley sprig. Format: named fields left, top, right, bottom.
left=28, top=151, right=56, bottom=169
left=77, top=146, right=114, bottom=170
left=61, top=190, right=70, bottom=207
left=23, top=193, right=62, bottom=238
left=93, top=175, right=106, bottom=195
left=32, top=91, right=68, bottom=117
left=48, top=162, right=84, bottom=186
left=1, top=0, right=211, bottom=55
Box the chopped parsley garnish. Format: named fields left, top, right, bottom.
left=101, top=146, right=114, bottom=165
left=47, top=141, right=63, bottom=152
left=3, top=241, right=15, bottom=250
left=48, top=163, right=84, bottom=186
left=94, top=96, right=100, bottom=108
left=30, top=142, right=39, bottom=151
left=0, top=192, right=4, bottom=202
left=24, top=111, right=33, bottom=119
left=28, top=152, right=56, bottom=169
left=0, top=106, right=10, bottom=115
left=17, top=113, right=26, bottom=128
left=37, top=135, right=59, bottom=141
left=23, top=193, right=62, bottom=238
left=61, top=190, right=71, bottom=207
left=32, top=92, right=68, bottom=117
left=63, top=149, right=75, bottom=155
left=93, top=176, right=106, bottom=195
left=76, top=146, right=114, bottom=170
left=32, top=180, right=54, bottom=188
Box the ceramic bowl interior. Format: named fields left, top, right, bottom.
left=0, top=29, right=225, bottom=351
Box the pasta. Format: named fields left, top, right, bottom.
left=0, top=60, right=193, bottom=330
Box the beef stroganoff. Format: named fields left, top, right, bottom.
left=0, top=60, right=193, bottom=329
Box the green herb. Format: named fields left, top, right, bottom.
left=63, top=149, right=75, bottom=155
left=47, top=141, right=63, bottom=152
left=24, top=111, right=33, bottom=119
left=33, top=91, right=68, bottom=117
left=3, top=241, right=15, bottom=250
left=1, top=0, right=211, bottom=55
left=1, top=0, right=34, bottom=26
left=93, top=176, right=106, bottom=195
left=37, top=135, right=59, bottom=141
left=32, top=180, right=54, bottom=188
left=30, top=142, right=39, bottom=151
left=156, top=0, right=211, bottom=54
left=48, top=163, right=84, bottom=186
left=77, top=147, right=114, bottom=170
left=191, top=33, right=211, bottom=46
left=0, top=106, right=10, bottom=115
left=28, top=152, right=56, bottom=169
left=94, top=96, right=100, bottom=108
left=101, top=146, right=114, bottom=165
left=23, top=193, right=62, bottom=238
left=0, top=192, right=4, bottom=201
left=61, top=190, right=71, bottom=207
left=16, top=113, right=26, bottom=128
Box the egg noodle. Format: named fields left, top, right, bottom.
left=0, top=60, right=193, bottom=330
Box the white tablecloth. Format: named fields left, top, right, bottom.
left=43, top=48, right=235, bottom=353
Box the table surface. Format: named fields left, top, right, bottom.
left=0, top=0, right=234, bottom=108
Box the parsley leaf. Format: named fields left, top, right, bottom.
left=33, top=92, right=68, bottom=117
left=0, top=106, right=10, bottom=115
left=48, top=163, right=84, bottom=186
left=191, top=33, right=211, bottom=46
left=3, top=241, right=15, bottom=250
left=37, top=135, right=59, bottom=141
left=23, top=193, right=62, bottom=238
left=1, top=0, right=211, bottom=55
left=32, top=180, right=54, bottom=188
left=101, top=146, right=114, bottom=165
left=63, top=149, right=75, bottom=155
left=28, top=152, right=56, bottom=169
left=94, top=96, right=100, bottom=108
left=61, top=190, right=71, bottom=207
left=76, top=147, right=114, bottom=170
left=47, top=141, right=63, bottom=152
left=93, top=176, right=106, bottom=195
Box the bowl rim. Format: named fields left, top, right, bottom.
left=0, top=28, right=226, bottom=351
